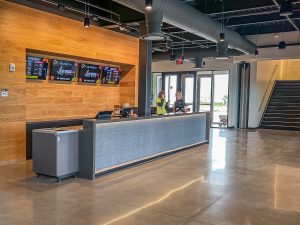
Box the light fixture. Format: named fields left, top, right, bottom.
left=84, top=17, right=90, bottom=28
left=219, top=0, right=226, bottom=41
left=194, top=57, right=205, bottom=70
left=254, top=25, right=259, bottom=56
left=166, top=40, right=171, bottom=49
left=170, top=43, right=176, bottom=61
left=145, top=0, right=153, bottom=11
left=170, top=54, right=176, bottom=61
left=215, top=41, right=229, bottom=59
left=278, top=21, right=286, bottom=50
left=84, top=0, right=90, bottom=28
left=220, top=32, right=225, bottom=42
left=280, top=0, right=293, bottom=16
left=278, top=41, right=286, bottom=49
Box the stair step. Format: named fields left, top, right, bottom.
left=269, top=101, right=300, bottom=106
left=260, top=125, right=300, bottom=131
left=273, top=93, right=300, bottom=96
left=271, top=96, right=300, bottom=98
left=260, top=124, right=300, bottom=131
left=261, top=81, right=300, bottom=131
left=266, top=109, right=300, bottom=112
left=264, top=113, right=300, bottom=118
left=270, top=99, right=300, bottom=103
left=276, top=81, right=300, bottom=84
left=276, top=82, right=300, bottom=85
left=263, top=117, right=300, bottom=122
left=261, top=121, right=300, bottom=126
left=267, top=105, right=300, bottom=109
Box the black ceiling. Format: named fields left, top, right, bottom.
left=9, top=0, right=300, bottom=51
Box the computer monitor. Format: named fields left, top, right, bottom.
left=95, top=111, right=113, bottom=120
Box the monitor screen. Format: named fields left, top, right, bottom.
left=95, top=111, right=113, bottom=120
left=101, top=66, right=121, bottom=85
left=79, top=63, right=101, bottom=84
left=50, top=59, right=78, bottom=82
left=26, top=56, right=48, bottom=80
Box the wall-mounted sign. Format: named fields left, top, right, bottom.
left=50, top=59, right=78, bottom=82
left=26, top=56, right=48, bottom=80
left=79, top=63, right=102, bottom=84
left=101, top=66, right=121, bottom=85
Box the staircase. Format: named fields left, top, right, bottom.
left=260, top=80, right=300, bottom=131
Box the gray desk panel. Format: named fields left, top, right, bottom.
left=94, top=114, right=206, bottom=171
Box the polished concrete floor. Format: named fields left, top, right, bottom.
left=0, top=128, right=300, bottom=225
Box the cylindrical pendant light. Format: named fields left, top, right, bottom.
left=145, top=0, right=153, bottom=10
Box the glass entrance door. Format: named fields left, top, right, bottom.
left=212, top=71, right=229, bottom=127
left=181, top=73, right=195, bottom=112
left=197, top=71, right=229, bottom=128
left=164, top=74, right=177, bottom=108
left=198, top=76, right=212, bottom=113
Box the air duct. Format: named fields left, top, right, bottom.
left=141, top=1, right=165, bottom=40
left=113, top=0, right=256, bottom=54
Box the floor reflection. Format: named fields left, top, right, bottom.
left=274, top=164, right=300, bottom=212
left=211, top=129, right=227, bottom=171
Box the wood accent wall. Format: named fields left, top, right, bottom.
left=0, top=0, right=139, bottom=164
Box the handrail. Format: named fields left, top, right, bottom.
left=258, top=65, right=279, bottom=112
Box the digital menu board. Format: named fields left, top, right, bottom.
left=50, top=59, right=78, bottom=82
left=26, top=56, right=48, bottom=80
left=79, top=63, right=101, bottom=83
left=101, top=66, right=121, bottom=85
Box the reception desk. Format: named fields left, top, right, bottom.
left=78, top=113, right=210, bottom=179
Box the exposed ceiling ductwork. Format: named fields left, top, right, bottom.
left=113, top=0, right=256, bottom=54
left=142, top=1, right=164, bottom=40
left=152, top=47, right=242, bottom=62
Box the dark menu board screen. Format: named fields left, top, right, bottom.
left=26, top=56, right=48, bottom=80
left=50, top=59, right=77, bottom=82
left=79, top=63, right=101, bottom=83
left=101, top=66, right=121, bottom=85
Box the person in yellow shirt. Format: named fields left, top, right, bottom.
left=156, top=90, right=168, bottom=115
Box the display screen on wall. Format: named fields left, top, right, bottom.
left=101, top=66, right=121, bottom=85
left=50, top=59, right=78, bottom=82
left=79, top=63, right=102, bottom=84
left=26, top=56, right=48, bottom=80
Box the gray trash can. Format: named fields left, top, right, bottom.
left=32, top=127, right=80, bottom=181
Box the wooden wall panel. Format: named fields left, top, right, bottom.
left=0, top=0, right=139, bottom=163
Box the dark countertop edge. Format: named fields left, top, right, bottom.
left=26, top=117, right=91, bottom=124
left=85, top=112, right=208, bottom=125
